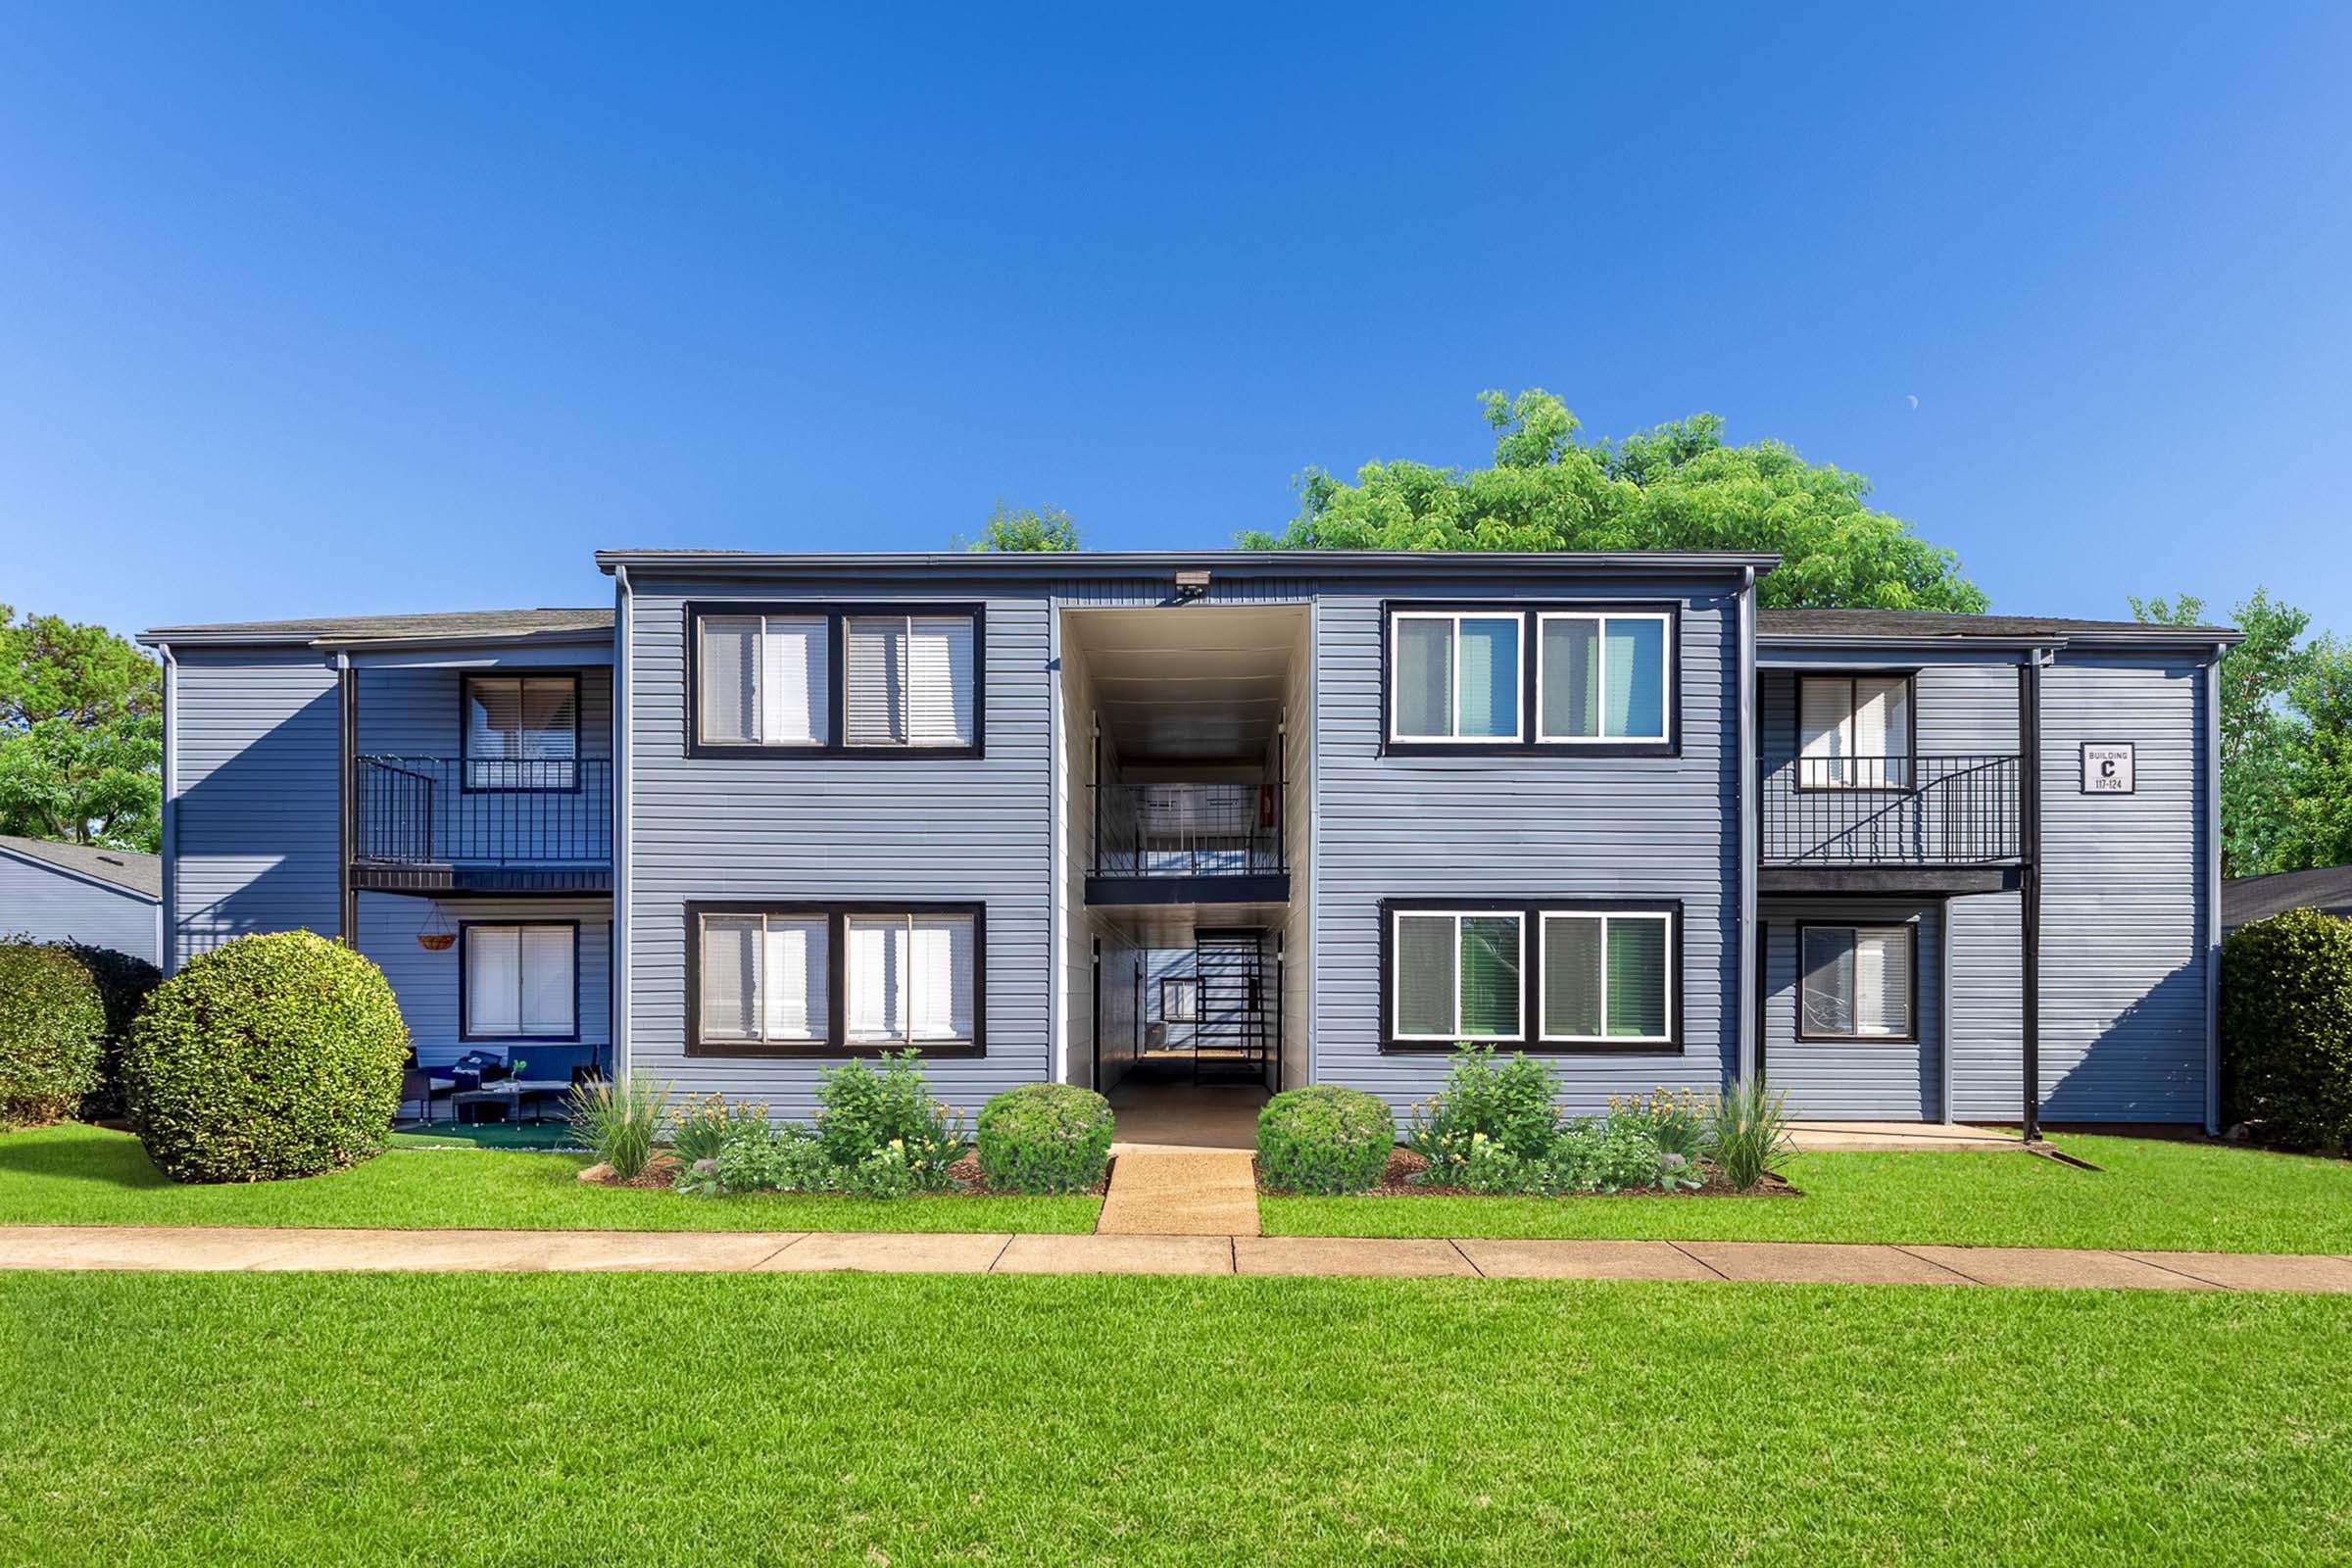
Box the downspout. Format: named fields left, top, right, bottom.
left=2019, top=649, right=2047, bottom=1143
left=1736, top=567, right=1758, bottom=1086
left=337, top=652, right=357, bottom=947
left=1047, top=600, right=1064, bottom=1084
left=157, top=643, right=177, bottom=973
left=612, top=565, right=632, bottom=1081
left=2205, top=643, right=2225, bottom=1134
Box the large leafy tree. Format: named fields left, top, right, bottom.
left=0, top=607, right=163, bottom=852
left=2278, top=635, right=2352, bottom=872
left=956, top=501, right=1080, bottom=553
left=1239, top=389, right=1989, bottom=612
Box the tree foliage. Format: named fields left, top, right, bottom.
left=956, top=501, right=1080, bottom=553
left=1239, top=389, right=1989, bottom=612
left=0, top=607, right=162, bottom=851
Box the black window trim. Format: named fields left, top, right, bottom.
left=1378, top=896, right=1686, bottom=1055
left=457, top=918, right=583, bottom=1044
left=1792, top=920, right=1922, bottom=1045
left=1380, top=600, right=1683, bottom=758
left=1159, top=974, right=1200, bottom=1023
left=684, top=601, right=987, bottom=760
left=684, top=899, right=987, bottom=1058
left=1792, top=670, right=1920, bottom=795
left=459, top=670, right=585, bottom=796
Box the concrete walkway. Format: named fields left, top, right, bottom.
left=1787, top=1121, right=2023, bottom=1152
left=1096, top=1151, right=1262, bottom=1236
left=7, top=1225, right=2352, bottom=1291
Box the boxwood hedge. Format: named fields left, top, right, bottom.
left=2222, top=908, right=2352, bottom=1153
left=1257, top=1084, right=1395, bottom=1195
left=0, top=941, right=108, bottom=1128
left=975, top=1083, right=1115, bottom=1194
left=124, top=930, right=411, bottom=1183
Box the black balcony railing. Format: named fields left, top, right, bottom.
left=1093, top=783, right=1284, bottom=877
left=356, top=756, right=612, bottom=866
left=1762, top=755, right=2021, bottom=865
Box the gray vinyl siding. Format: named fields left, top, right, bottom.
left=622, top=575, right=1053, bottom=1122
left=358, top=892, right=612, bottom=1074
left=170, top=647, right=341, bottom=961
left=1946, top=889, right=2024, bottom=1118
left=0, top=853, right=159, bottom=963
left=1313, top=576, right=1740, bottom=1118
left=357, top=664, right=612, bottom=758
left=1762, top=900, right=1940, bottom=1119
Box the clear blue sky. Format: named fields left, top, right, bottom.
left=5, top=4, right=2348, bottom=639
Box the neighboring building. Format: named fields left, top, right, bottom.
left=2223, top=865, right=2352, bottom=932
left=141, top=552, right=2238, bottom=1131
left=0, top=834, right=163, bottom=964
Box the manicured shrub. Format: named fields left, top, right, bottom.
left=123, top=931, right=410, bottom=1183
left=568, top=1074, right=672, bottom=1181
left=0, top=941, right=107, bottom=1128
left=1257, top=1084, right=1396, bottom=1195
left=2223, top=909, right=2352, bottom=1152
left=976, top=1083, right=1114, bottom=1194
left=64, top=942, right=161, bottom=1122
left=1705, top=1076, right=1793, bottom=1191
left=815, top=1051, right=967, bottom=1189
left=1404, top=1047, right=1562, bottom=1181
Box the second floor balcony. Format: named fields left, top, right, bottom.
left=1088, top=781, right=1288, bottom=906
left=353, top=755, right=612, bottom=895
left=1761, top=754, right=2022, bottom=879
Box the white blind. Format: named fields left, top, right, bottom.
left=846, top=915, right=906, bottom=1041
left=760, top=616, right=829, bottom=746
left=700, top=915, right=761, bottom=1041
left=519, top=925, right=575, bottom=1035
left=466, top=676, right=576, bottom=787
left=762, top=916, right=826, bottom=1041
left=845, top=617, right=906, bottom=746
left=466, top=925, right=520, bottom=1036
left=906, top=616, right=975, bottom=746
left=700, top=617, right=760, bottom=744
left=1800, top=676, right=1852, bottom=785
left=1854, top=927, right=1912, bottom=1036
left=845, top=912, right=974, bottom=1043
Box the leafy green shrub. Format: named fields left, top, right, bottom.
left=673, top=1120, right=835, bottom=1196
left=1455, top=1111, right=1697, bottom=1197
left=0, top=941, right=107, bottom=1128
left=2223, top=909, right=2352, bottom=1152
left=975, top=1083, right=1114, bottom=1194
left=1404, top=1047, right=1561, bottom=1181
left=1705, top=1076, right=1793, bottom=1191
left=669, top=1092, right=770, bottom=1165
left=815, top=1051, right=966, bottom=1188
left=1257, top=1084, right=1396, bottom=1195
left=1606, top=1086, right=1707, bottom=1163
left=568, top=1074, right=671, bottom=1180
left=123, top=931, right=410, bottom=1182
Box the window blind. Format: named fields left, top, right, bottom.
left=699, top=617, right=760, bottom=745
left=466, top=676, right=577, bottom=787
left=760, top=616, right=828, bottom=746
left=700, top=915, right=761, bottom=1041
left=845, top=912, right=975, bottom=1043
left=519, top=925, right=574, bottom=1035
left=466, top=923, right=574, bottom=1038
left=1540, top=617, right=1598, bottom=739
left=1456, top=618, right=1520, bottom=739
left=1541, top=910, right=1670, bottom=1041
left=762, top=916, right=826, bottom=1041
left=1542, top=914, right=1604, bottom=1038
left=1394, top=618, right=1454, bottom=738
left=1394, top=913, right=1457, bottom=1036
left=1800, top=925, right=1911, bottom=1038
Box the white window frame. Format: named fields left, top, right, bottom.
left=1388, top=611, right=1526, bottom=745
left=1537, top=908, right=1675, bottom=1046
left=1797, top=923, right=1917, bottom=1041
left=1390, top=907, right=1527, bottom=1043
left=1533, top=612, right=1676, bottom=744
left=461, top=921, right=577, bottom=1041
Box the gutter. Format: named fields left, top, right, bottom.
left=593, top=548, right=1785, bottom=579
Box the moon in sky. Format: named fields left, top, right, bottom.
left=1906, top=394, right=1920, bottom=410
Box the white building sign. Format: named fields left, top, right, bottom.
left=2082, top=743, right=2135, bottom=795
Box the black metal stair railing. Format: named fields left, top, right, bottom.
left=1761, top=754, right=2021, bottom=865
left=355, top=756, right=612, bottom=865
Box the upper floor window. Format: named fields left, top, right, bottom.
left=691, top=605, right=982, bottom=757
left=1386, top=605, right=1677, bottom=754
left=1799, top=674, right=1912, bottom=789
left=464, top=674, right=578, bottom=791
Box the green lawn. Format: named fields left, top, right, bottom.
left=1266, top=1135, right=2352, bottom=1253
left=3, top=1270, right=2347, bottom=1564
left=0, top=1124, right=1098, bottom=1234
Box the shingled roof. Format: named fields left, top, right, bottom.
left=1759, top=608, right=2239, bottom=644
left=2223, top=865, right=2352, bottom=931
left=141, top=609, right=613, bottom=647
left=0, top=835, right=162, bottom=900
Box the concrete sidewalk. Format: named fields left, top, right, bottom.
left=6, top=1225, right=2352, bottom=1291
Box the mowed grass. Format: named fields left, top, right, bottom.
left=4, top=1270, right=2349, bottom=1565
left=0, top=1124, right=1098, bottom=1234
left=1265, top=1135, right=2352, bottom=1253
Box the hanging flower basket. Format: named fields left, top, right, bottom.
left=417, top=906, right=457, bottom=952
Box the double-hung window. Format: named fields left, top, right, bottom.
left=1799, top=674, right=1912, bottom=789
left=464, top=674, right=579, bottom=790
left=1799, top=925, right=1915, bottom=1040
left=693, top=606, right=980, bottom=754
left=1391, top=908, right=1526, bottom=1042
left=1388, top=605, right=1676, bottom=751
left=1539, top=909, right=1673, bottom=1044
left=463, top=922, right=577, bottom=1040
left=692, top=903, right=983, bottom=1054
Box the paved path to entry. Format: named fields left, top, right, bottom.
left=1096, top=1151, right=1262, bottom=1236
left=6, top=1224, right=2352, bottom=1291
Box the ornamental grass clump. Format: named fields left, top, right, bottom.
left=0, top=940, right=108, bottom=1129
left=567, top=1073, right=671, bottom=1181
left=1257, top=1085, right=1395, bottom=1194
left=976, top=1083, right=1114, bottom=1194
left=1705, top=1075, right=1793, bottom=1191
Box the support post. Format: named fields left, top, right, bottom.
left=1737, top=566, right=1759, bottom=1088
left=2019, top=654, right=2044, bottom=1142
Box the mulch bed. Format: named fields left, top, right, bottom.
left=1259, top=1146, right=1803, bottom=1200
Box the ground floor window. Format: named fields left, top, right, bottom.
left=1390, top=907, right=1526, bottom=1044
left=462, top=922, right=577, bottom=1040
left=1384, top=899, right=1681, bottom=1052
left=1539, top=910, right=1672, bottom=1044
left=689, top=902, right=984, bottom=1055
left=1798, top=924, right=1916, bottom=1040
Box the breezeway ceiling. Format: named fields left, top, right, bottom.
left=1067, top=605, right=1303, bottom=763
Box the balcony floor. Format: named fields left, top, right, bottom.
left=351, top=862, right=612, bottom=897
left=1758, top=863, right=2022, bottom=897
left=1086, top=872, right=1290, bottom=907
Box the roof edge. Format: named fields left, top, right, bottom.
left=594, top=548, right=1785, bottom=577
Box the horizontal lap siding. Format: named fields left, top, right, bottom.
left=1947, top=889, right=2024, bottom=1118
left=625, top=580, right=1052, bottom=1121
left=358, top=666, right=612, bottom=759
left=1313, top=579, right=1739, bottom=1118
left=359, top=893, right=612, bottom=1071
left=172, top=648, right=341, bottom=961
left=1761, top=900, right=1940, bottom=1120
left=0, top=856, right=158, bottom=963
left=2038, top=654, right=2210, bottom=1121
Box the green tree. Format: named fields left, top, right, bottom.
left=2131, top=589, right=2311, bottom=877
left=2278, top=635, right=2352, bottom=872
left=956, top=501, right=1080, bottom=553
left=0, top=607, right=163, bottom=852
left=1239, top=389, right=1989, bottom=612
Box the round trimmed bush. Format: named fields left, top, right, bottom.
left=1257, top=1085, right=1395, bottom=1195
left=0, top=941, right=107, bottom=1127
left=63, top=942, right=161, bottom=1122
left=124, top=931, right=412, bottom=1183
left=975, top=1083, right=1114, bottom=1194
left=2222, top=908, right=2352, bottom=1152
